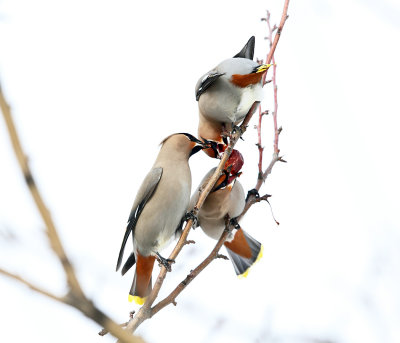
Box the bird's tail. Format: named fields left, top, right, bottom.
left=128, top=254, right=155, bottom=305
left=224, top=229, right=263, bottom=278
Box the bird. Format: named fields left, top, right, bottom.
left=189, top=150, right=263, bottom=277
left=116, top=133, right=214, bottom=305
left=195, top=36, right=272, bottom=158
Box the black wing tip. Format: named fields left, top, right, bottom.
left=196, top=72, right=224, bottom=101
left=116, top=257, right=122, bottom=272
left=121, top=252, right=136, bottom=275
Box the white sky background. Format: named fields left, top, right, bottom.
left=1, top=0, right=400, bottom=342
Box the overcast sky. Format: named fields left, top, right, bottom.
left=1, top=0, right=400, bottom=342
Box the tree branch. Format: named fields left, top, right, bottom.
left=116, top=1, right=291, bottom=337
left=151, top=219, right=234, bottom=317
left=0, top=83, right=145, bottom=343
left=242, top=1, right=290, bottom=218
left=0, top=84, right=84, bottom=298
left=265, top=1, right=290, bottom=66
left=0, top=267, right=65, bottom=303
left=118, top=102, right=260, bottom=338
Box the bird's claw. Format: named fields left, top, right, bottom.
left=229, top=217, right=241, bottom=230
left=156, top=252, right=175, bottom=272
left=246, top=188, right=260, bottom=202
left=184, top=210, right=198, bottom=228
left=232, top=125, right=244, bottom=137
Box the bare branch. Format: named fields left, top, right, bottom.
left=0, top=84, right=84, bottom=298
left=265, top=1, right=290, bottom=66
left=0, top=83, right=145, bottom=343
left=245, top=1, right=290, bottom=218
left=118, top=102, right=260, bottom=337
left=118, top=2, right=291, bottom=336
left=257, top=106, right=264, bottom=179
left=151, top=220, right=234, bottom=317
left=0, top=267, right=65, bottom=303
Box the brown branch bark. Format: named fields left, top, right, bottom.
left=256, top=106, right=265, bottom=180
left=265, top=1, right=290, bottom=66
left=118, top=102, right=260, bottom=338
left=151, top=221, right=234, bottom=316
left=0, top=267, right=66, bottom=303
left=117, top=2, right=291, bottom=337
left=242, top=1, right=290, bottom=219
left=0, top=83, right=145, bottom=343
left=0, top=85, right=84, bottom=298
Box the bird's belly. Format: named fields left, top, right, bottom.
left=199, top=218, right=225, bottom=240
left=134, top=174, right=189, bottom=256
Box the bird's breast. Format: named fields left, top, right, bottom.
left=230, top=73, right=263, bottom=88
left=234, top=84, right=263, bottom=121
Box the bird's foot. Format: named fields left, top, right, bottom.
left=232, top=125, right=244, bottom=139
left=246, top=188, right=260, bottom=202
left=229, top=217, right=241, bottom=230
left=184, top=210, right=198, bottom=228
left=156, top=252, right=175, bottom=272
left=220, top=123, right=234, bottom=142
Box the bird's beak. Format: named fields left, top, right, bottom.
left=180, top=133, right=219, bottom=157
left=200, top=137, right=220, bottom=158
left=253, top=64, right=273, bottom=74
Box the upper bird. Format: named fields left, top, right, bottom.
left=116, top=133, right=212, bottom=305
left=195, top=36, right=272, bottom=157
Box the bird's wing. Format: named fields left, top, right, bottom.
left=116, top=167, right=163, bottom=271
left=195, top=71, right=225, bottom=101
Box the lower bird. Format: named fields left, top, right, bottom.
left=116, top=133, right=213, bottom=305
left=189, top=151, right=263, bottom=277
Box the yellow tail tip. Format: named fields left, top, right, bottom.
left=128, top=295, right=146, bottom=305
left=238, top=245, right=264, bottom=279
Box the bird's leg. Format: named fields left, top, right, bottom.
left=246, top=188, right=260, bottom=202
left=221, top=122, right=244, bottom=142
left=231, top=124, right=244, bottom=140
left=220, top=123, right=233, bottom=142
left=156, top=252, right=175, bottom=272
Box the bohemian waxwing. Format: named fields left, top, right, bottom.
left=189, top=150, right=263, bottom=277
left=116, top=133, right=212, bottom=305
left=195, top=36, right=272, bottom=157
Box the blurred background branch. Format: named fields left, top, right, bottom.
left=0, top=83, right=145, bottom=343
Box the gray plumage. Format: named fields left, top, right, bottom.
left=195, top=36, right=263, bottom=127
left=189, top=167, right=263, bottom=276
left=196, top=57, right=262, bottom=125
left=116, top=133, right=198, bottom=272
left=189, top=167, right=245, bottom=240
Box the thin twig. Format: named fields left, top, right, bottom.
left=0, top=267, right=65, bottom=303
left=266, top=12, right=280, bottom=156
left=0, top=83, right=145, bottom=343
left=257, top=106, right=265, bottom=180
left=117, top=2, right=290, bottom=337
left=265, top=1, right=290, bottom=66
left=151, top=220, right=234, bottom=317
left=242, top=1, right=290, bottom=218
left=0, top=85, right=84, bottom=298
left=99, top=322, right=129, bottom=337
